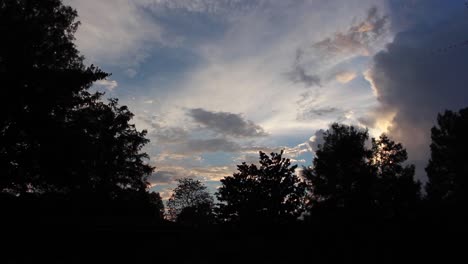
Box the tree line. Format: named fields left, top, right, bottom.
left=1, top=0, right=467, bottom=227
left=166, top=114, right=468, bottom=225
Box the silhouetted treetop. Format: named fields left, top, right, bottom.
left=217, top=151, right=306, bottom=224
left=371, top=134, right=420, bottom=216
left=426, top=107, right=468, bottom=207
left=167, top=178, right=214, bottom=223
left=0, top=0, right=153, bottom=200
left=1, top=0, right=82, bottom=70
left=304, top=124, right=420, bottom=215
left=305, top=123, right=374, bottom=209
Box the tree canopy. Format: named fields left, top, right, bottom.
left=167, top=178, right=214, bottom=223
left=217, top=151, right=306, bottom=224
left=305, top=124, right=374, bottom=209
left=304, top=124, right=420, bottom=215
left=426, top=107, right=468, bottom=207
left=0, top=0, right=153, bottom=205
left=371, top=134, right=420, bottom=216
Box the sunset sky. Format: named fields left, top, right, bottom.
left=65, top=0, right=468, bottom=199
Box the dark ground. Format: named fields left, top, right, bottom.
left=2, top=212, right=466, bottom=264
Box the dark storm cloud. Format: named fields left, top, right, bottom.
left=188, top=108, right=268, bottom=137
left=367, top=3, right=468, bottom=179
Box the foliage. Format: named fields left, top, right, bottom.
left=304, top=124, right=420, bottom=214
left=167, top=178, right=214, bottom=222
left=426, top=107, right=468, bottom=206
left=148, top=192, right=166, bottom=219
left=305, top=124, right=374, bottom=209
left=371, top=134, right=421, bottom=216
left=0, top=0, right=153, bottom=201
left=217, top=151, right=306, bottom=224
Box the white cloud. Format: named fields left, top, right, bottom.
left=94, top=79, right=118, bottom=91
left=65, top=0, right=165, bottom=66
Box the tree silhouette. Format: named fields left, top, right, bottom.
left=216, top=151, right=306, bottom=224
left=57, top=98, right=153, bottom=196
left=426, top=107, right=468, bottom=207
left=0, top=0, right=153, bottom=206
left=371, top=134, right=420, bottom=216
left=167, top=178, right=214, bottom=223
left=305, top=124, right=421, bottom=216
left=304, top=123, right=374, bottom=210
left=149, top=192, right=166, bottom=219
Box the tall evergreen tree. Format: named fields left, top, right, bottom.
left=426, top=107, right=468, bottom=207
left=0, top=0, right=153, bottom=200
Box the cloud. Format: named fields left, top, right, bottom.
left=153, top=137, right=241, bottom=162
left=285, top=6, right=387, bottom=89
left=308, top=129, right=326, bottom=152
left=335, top=71, right=357, bottom=83
left=152, top=126, right=189, bottom=143
left=302, top=107, right=341, bottom=117
left=94, top=79, right=118, bottom=91
left=188, top=108, right=268, bottom=137
left=182, top=138, right=241, bottom=153
left=149, top=170, right=183, bottom=185
left=296, top=105, right=354, bottom=123
left=149, top=165, right=234, bottom=185
left=142, top=0, right=263, bottom=15
left=238, top=141, right=312, bottom=165
left=314, top=6, right=388, bottom=56
left=65, top=0, right=165, bottom=66
left=288, top=64, right=322, bottom=88
left=365, top=4, right=468, bottom=180
left=189, top=166, right=233, bottom=181
left=286, top=48, right=321, bottom=87
left=283, top=142, right=311, bottom=159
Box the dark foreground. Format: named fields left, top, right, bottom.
left=2, top=212, right=466, bottom=264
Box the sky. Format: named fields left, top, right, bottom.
left=65, top=0, right=468, bottom=199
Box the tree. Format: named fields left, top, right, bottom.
left=371, top=134, right=421, bottom=216
left=426, top=107, right=468, bottom=207
left=304, top=123, right=374, bottom=209
left=55, top=98, right=153, bottom=196
left=148, top=192, right=165, bottom=219
left=0, top=0, right=153, bottom=202
left=216, top=151, right=306, bottom=224
left=167, top=178, right=214, bottom=223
